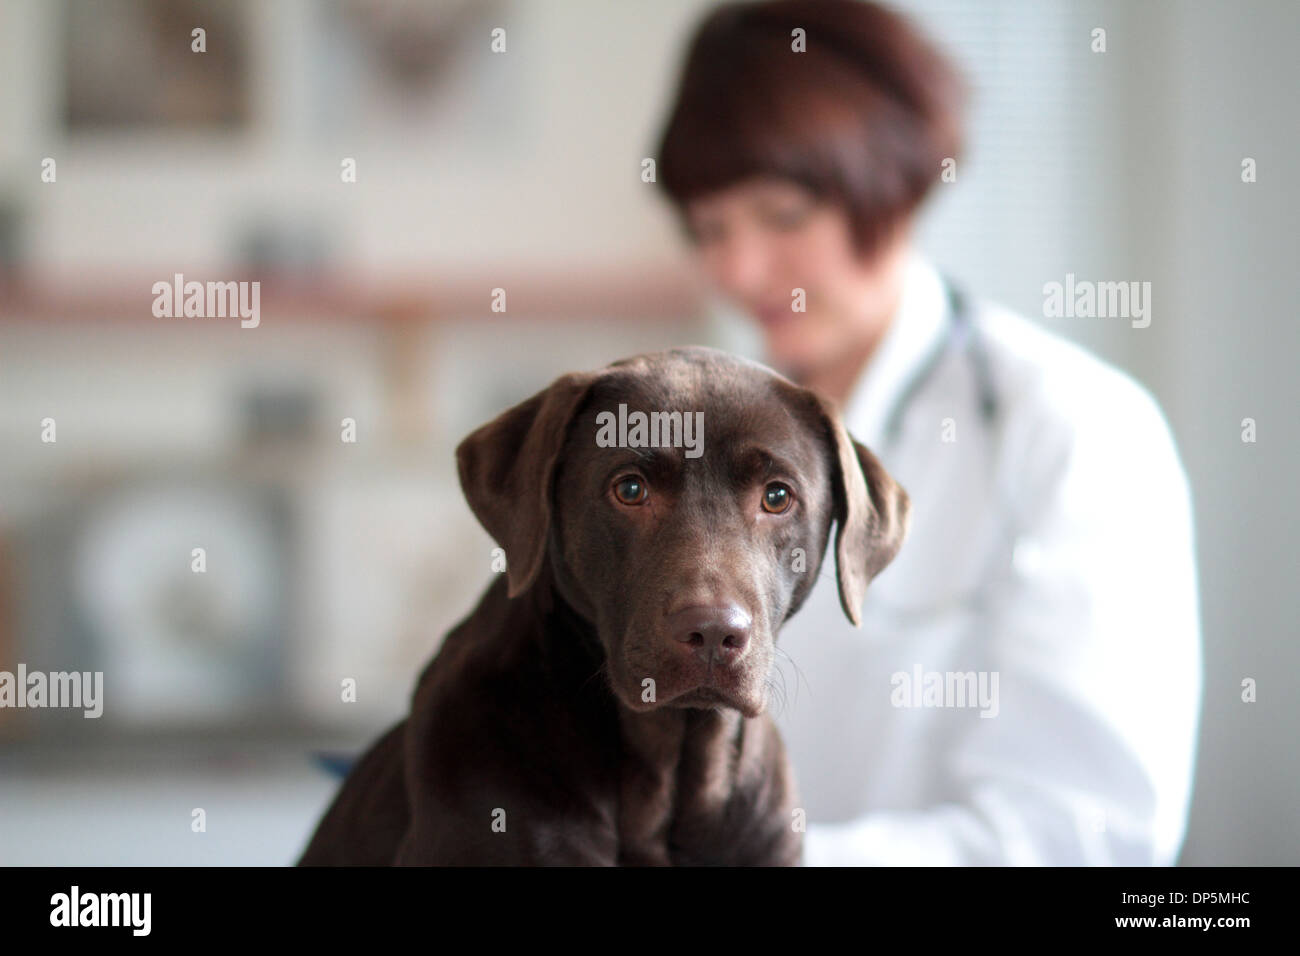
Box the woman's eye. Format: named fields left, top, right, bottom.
left=762, top=482, right=794, bottom=514
left=613, top=476, right=648, bottom=505
left=687, top=221, right=723, bottom=245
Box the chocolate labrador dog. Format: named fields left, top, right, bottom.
left=298, top=346, right=909, bottom=866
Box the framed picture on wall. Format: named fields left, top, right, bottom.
left=62, top=0, right=253, bottom=130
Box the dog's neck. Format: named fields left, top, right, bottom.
left=614, top=703, right=746, bottom=865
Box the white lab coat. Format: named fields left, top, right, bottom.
left=768, top=253, right=1203, bottom=866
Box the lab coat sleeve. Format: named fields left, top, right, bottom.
left=802, top=376, right=1203, bottom=866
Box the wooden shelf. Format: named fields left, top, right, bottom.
left=0, top=263, right=709, bottom=323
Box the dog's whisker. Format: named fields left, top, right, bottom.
left=764, top=673, right=788, bottom=718
left=773, top=645, right=808, bottom=711
left=578, top=659, right=609, bottom=694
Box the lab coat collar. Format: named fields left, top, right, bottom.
left=841, top=251, right=950, bottom=450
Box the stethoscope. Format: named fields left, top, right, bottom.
left=880, top=274, right=1001, bottom=447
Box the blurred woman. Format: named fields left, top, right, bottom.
left=654, top=0, right=1201, bottom=865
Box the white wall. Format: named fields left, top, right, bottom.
left=1110, top=0, right=1300, bottom=867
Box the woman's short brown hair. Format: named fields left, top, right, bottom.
left=654, top=0, right=966, bottom=259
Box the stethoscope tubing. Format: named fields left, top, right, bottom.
left=882, top=275, right=1000, bottom=445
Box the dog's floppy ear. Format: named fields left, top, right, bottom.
left=812, top=394, right=912, bottom=627
left=456, top=371, right=599, bottom=598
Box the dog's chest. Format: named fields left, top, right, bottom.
left=615, top=707, right=742, bottom=865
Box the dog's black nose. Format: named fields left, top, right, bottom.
left=668, top=606, right=752, bottom=664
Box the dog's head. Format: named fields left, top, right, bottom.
left=456, top=346, right=909, bottom=718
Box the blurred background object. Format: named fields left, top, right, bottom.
left=63, top=0, right=252, bottom=130
left=0, top=0, right=1296, bottom=865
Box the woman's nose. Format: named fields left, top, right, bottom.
left=705, top=230, right=773, bottom=299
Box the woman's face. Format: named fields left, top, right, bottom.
left=682, top=176, right=908, bottom=378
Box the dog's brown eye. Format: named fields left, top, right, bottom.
left=762, top=482, right=793, bottom=514
left=613, top=475, right=648, bottom=505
